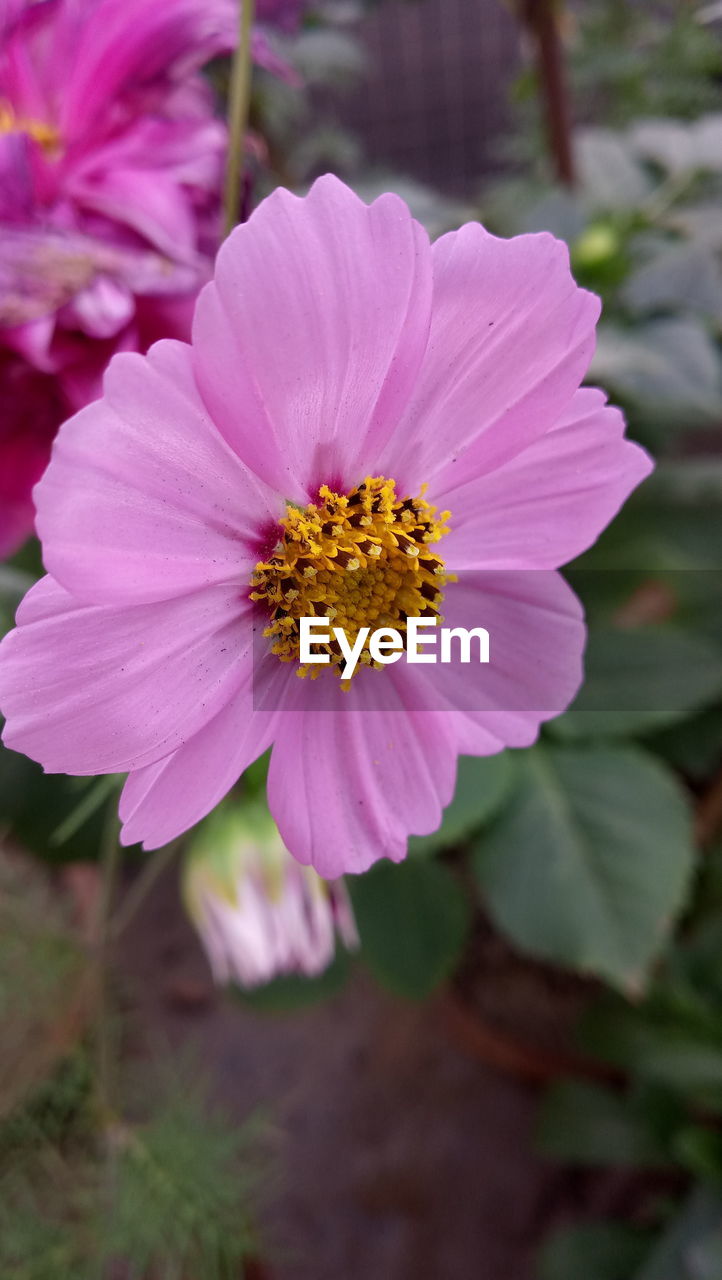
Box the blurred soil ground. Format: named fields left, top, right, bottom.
left=118, top=868, right=667, bottom=1280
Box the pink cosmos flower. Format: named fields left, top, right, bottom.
left=183, top=803, right=358, bottom=988
left=0, top=177, right=652, bottom=875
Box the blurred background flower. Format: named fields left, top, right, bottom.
left=184, top=802, right=358, bottom=988
left=0, top=0, right=235, bottom=555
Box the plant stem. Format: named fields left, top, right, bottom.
left=95, top=803, right=122, bottom=1116
left=51, top=774, right=119, bottom=847
left=224, top=0, right=256, bottom=236
left=521, top=0, right=575, bottom=187
left=109, top=840, right=179, bottom=941
left=696, top=766, right=722, bottom=849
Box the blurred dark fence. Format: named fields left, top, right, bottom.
left=342, top=0, right=521, bottom=193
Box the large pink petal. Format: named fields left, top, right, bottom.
left=377, top=223, right=600, bottom=494
left=119, top=661, right=295, bottom=848
left=267, top=667, right=457, bottom=877
left=0, top=575, right=255, bottom=774
left=435, top=388, right=654, bottom=570
left=36, top=339, right=282, bottom=605
left=409, top=570, right=585, bottom=753
left=192, top=174, right=433, bottom=502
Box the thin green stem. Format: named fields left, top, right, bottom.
left=51, top=774, right=119, bottom=847
left=108, top=840, right=180, bottom=941
left=97, top=803, right=122, bottom=937
left=223, top=0, right=256, bottom=236
left=95, top=802, right=122, bottom=1118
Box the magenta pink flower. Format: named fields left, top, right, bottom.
left=0, top=0, right=238, bottom=556
left=0, top=177, right=652, bottom=875
left=0, top=225, right=200, bottom=555
left=0, top=0, right=235, bottom=256
left=0, top=352, right=62, bottom=559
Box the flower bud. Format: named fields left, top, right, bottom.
left=183, top=803, right=358, bottom=989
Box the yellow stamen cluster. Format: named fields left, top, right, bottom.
left=251, top=476, right=452, bottom=680
left=0, top=100, right=61, bottom=156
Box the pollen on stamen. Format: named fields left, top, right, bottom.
left=250, top=475, right=452, bottom=680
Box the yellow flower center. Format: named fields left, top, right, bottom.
left=251, top=476, right=452, bottom=680
left=0, top=100, right=61, bottom=156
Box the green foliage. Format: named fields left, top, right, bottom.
left=634, top=1188, right=722, bottom=1280
left=549, top=626, right=722, bottom=740
left=0, top=1082, right=264, bottom=1280
left=408, top=753, right=515, bottom=856
left=484, top=110, right=722, bottom=443
left=0, top=743, right=126, bottom=864
left=349, top=857, right=472, bottom=999
left=649, top=703, right=722, bottom=783
left=592, top=316, right=722, bottom=435
left=536, top=872, right=722, bottom=1268
left=539, top=1222, right=651, bottom=1280
left=569, top=2, right=722, bottom=126
left=0, top=565, right=32, bottom=636
left=472, top=744, right=695, bottom=993
left=0, top=845, right=266, bottom=1279
left=103, top=1090, right=260, bottom=1279
left=0, top=849, right=90, bottom=1118
left=537, top=1079, right=672, bottom=1169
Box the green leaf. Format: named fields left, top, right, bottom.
left=570, top=464, right=722, bottom=573
left=537, top=1080, right=671, bottom=1169
left=622, top=244, right=722, bottom=323
left=648, top=703, right=722, bottom=782
left=349, top=859, right=472, bottom=999
left=540, top=1222, right=651, bottom=1280
left=665, top=202, right=722, bottom=254
left=631, top=119, right=701, bottom=174
left=591, top=318, right=722, bottom=430
left=674, top=1127, right=722, bottom=1185
left=634, top=1187, right=722, bottom=1280
left=0, top=567, right=32, bottom=639
left=579, top=1003, right=722, bottom=1106
left=472, top=745, right=695, bottom=992
left=576, top=127, right=653, bottom=209
left=408, top=753, right=514, bottom=856
left=550, top=626, right=722, bottom=740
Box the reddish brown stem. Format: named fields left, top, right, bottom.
left=245, top=1260, right=275, bottom=1280
left=696, top=766, right=722, bottom=850
left=440, top=988, right=624, bottom=1087
left=521, top=0, right=575, bottom=187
